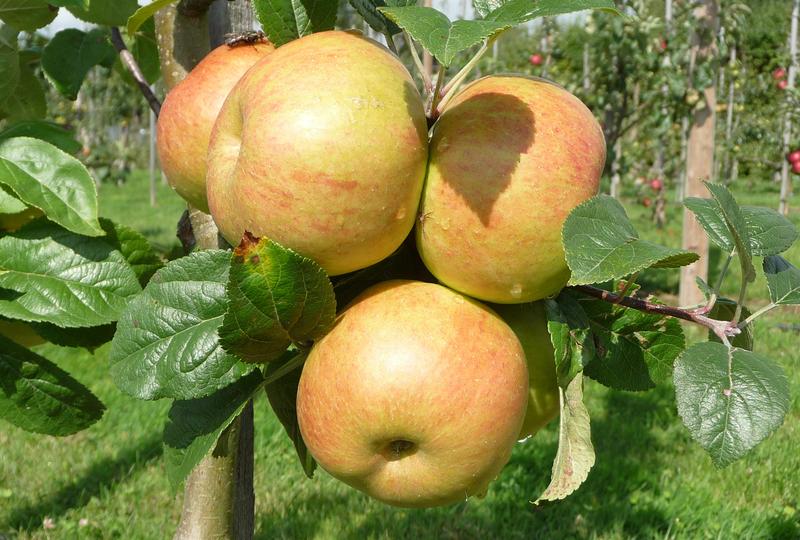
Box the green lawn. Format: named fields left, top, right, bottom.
left=1, top=176, right=798, bottom=539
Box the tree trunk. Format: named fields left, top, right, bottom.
left=779, top=0, right=798, bottom=215
left=679, top=0, right=717, bottom=308
left=154, top=1, right=256, bottom=538
left=582, top=42, right=590, bottom=97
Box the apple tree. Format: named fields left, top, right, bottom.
left=0, top=0, right=798, bottom=538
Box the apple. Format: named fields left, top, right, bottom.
left=777, top=80, right=789, bottom=91
left=157, top=39, right=275, bottom=213
left=416, top=76, right=605, bottom=303
left=492, top=302, right=559, bottom=439
left=788, top=150, right=800, bottom=163
left=642, top=196, right=652, bottom=208
left=773, top=67, right=787, bottom=80
left=650, top=178, right=663, bottom=191
left=657, top=38, right=667, bottom=52
left=0, top=207, right=43, bottom=232
left=0, top=319, right=45, bottom=348
left=296, top=280, right=529, bottom=508
left=793, top=161, right=800, bottom=174
left=207, top=31, right=428, bottom=275
left=529, top=53, right=542, bottom=66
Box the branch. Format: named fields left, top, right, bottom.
left=110, top=27, right=162, bottom=116
left=571, top=284, right=741, bottom=342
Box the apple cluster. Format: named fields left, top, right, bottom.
left=157, top=30, right=605, bottom=508
left=773, top=66, right=789, bottom=91
left=787, top=148, right=800, bottom=175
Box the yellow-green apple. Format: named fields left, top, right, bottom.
left=296, top=280, right=528, bottom=507
left=417, top=76, right=606, bottom=303
left=0, top=319, right=44, bottom=348
left=492, top=302, right=559, bottom=439
left=156, top=39, right=274, bottom=212
left=206, top=31, right=428, bottom=275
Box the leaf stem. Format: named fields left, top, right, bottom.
left=733, top=277, right=749, bottom=324
left=428, top=67, right=447, bottom=119
left=403, top=31, right=431, bottom=93
left=739, top=302, right=777, bottom=328
left=436, top=38, right=493, bottom=115
left=262, top=351, right=306, bottom=386
left=703, top=249, right=735, bottom=313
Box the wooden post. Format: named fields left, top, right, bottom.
left=679, top=0, right=717, bottom=308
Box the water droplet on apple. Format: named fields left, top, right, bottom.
left=395, top=207, right=407, bottom=221
left=509, top=284, right=523, bottom=299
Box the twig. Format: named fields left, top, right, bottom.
left=110, top=27, right=162, bottom=116
left=571, top=284, right=741, bottom=341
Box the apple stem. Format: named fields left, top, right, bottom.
left=383, top=31, right=399, bottom=55
left=428, top=68, right=447, bottom=119
left=436, top=39, right=492, bottom=115
left=110, top=27, right=162, bottom=116
left=571, top=284, right=742, bottom=339
left=404, top=31, right=432, bottom=93
left=739, top=302, right=777, bottom=329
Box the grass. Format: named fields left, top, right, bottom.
left=1, top=176, right=798, bottom=539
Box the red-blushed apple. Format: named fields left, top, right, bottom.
left=773, top=67, right=787, bottom=80
left=777, top=79, right=789, bottom=91
left=642, top=196, right=652, bottom=208
left=492, top=302, right=559, bottom=439
left=156, top=39, right=274, bottom=213
left=529, top=53, right=542, bottom=66
left=416, top=76, right=606, bottom=303
left=206, top=31, right=428, bottom=275
left=787, top=150, right=800, bottom=164
left=650, top=178, right=663, bottom=191
left=792, top=161, right=800, bottom=174
left=296, top=280, right=529, bottom=508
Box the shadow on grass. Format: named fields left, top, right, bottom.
left=5, top=435, right=163, bottom=533
left=256, top=384, right=678, bottom=539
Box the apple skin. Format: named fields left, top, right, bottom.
left=207, top=31, right=429, bottom=275
left=492, top=302, right=559, bottom=439
left=417, top=76, right=605, bottom=303
left=792, top=161, right=800, bottom=174
left=296, top=280, right=529, bottom=508
left=0, top=319, right=45, bottom=348
left=787, top=150, right=800, bottom=164
left=156, top=40, right=274, bottom=212
left=773, top=67, right=787, bottom=80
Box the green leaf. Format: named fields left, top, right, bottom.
left=707, top=300, right=753, bottom=350
left=252, top=0, right=338, bottom=47
left=674, top=342, right=790, bottom=467
left=67, top=0, right=138, bottom=26
left=684, top=199, right=797, bottom=257
left=0, top=52, right=45, bottom=122
left=126, top=0, right=178, bottom=35
left=349, top=0, right=400, bottom=37
left=220, top=235, right=336, bottom=364
left=0, top=221, right=142, bottom=327
left=0, top=185, right=25, bottom=214
left=109, top=250, right=253, bottom=401
left=0, top=24, right=19, bottom=104
left=581, top=298, right=684, bottom=391
left=563, top=195, right=699, bottom=285
left=0, top=137, right=104, bottom=236
left=544, top=291, right=594, bottom=388
left=100, top=219, right=163, bottom=287
left=763, top=256, right=800, bottom=305
left=163, top=370, right=264, bottom=489
left=0, top=121, right=81, bottom=154
left=703, top=182, right=755, bottom=283
left=484, top=0, right=620, bottom=25
left=380, top=6, right=511, bottom=66
left=534, top=375, right=594, bottom=504
left=0, top=334, right=105, bottom=435
left=0, top=0, right=58, bottom=32
left=42, top=28, right=116, bottom=101
left=265, top=350, right=316, bottom=478
left=472, top=0, right=504, bottom=18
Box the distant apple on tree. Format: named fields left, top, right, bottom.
left=529, top=53, right=543, bottom=66
left=777, top=79, right=789, bottom=91
left=772, top=67, right=787, bottom=80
